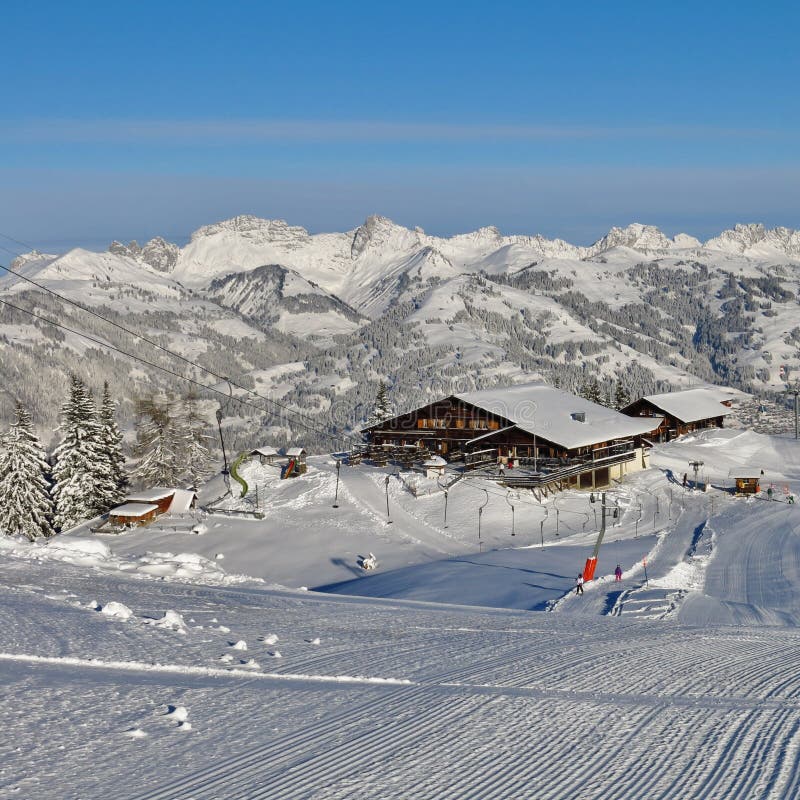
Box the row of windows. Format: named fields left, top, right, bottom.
left=417, top=418, right=501, bottom=431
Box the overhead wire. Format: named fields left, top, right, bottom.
left=0, top=238, right=352, bottom=444
left=0, top=297, right=282, bottom=419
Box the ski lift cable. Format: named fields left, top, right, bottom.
left=0, top=296, right=325, bottom=428
left=0, top=258, right=350, bottom=443
left=0, top=257, right=334, bottom=434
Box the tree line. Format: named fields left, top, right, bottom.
left=0, top=376, right=214, bottom=539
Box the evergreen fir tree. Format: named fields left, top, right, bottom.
left=98, top=382, right=127, bottom=506
left=133, top=395, right=183, bottom=486
left=580, top=378, right=603, bottom=405
left=52, top=376, right=108, bottom=530
left=0, top=402, right=54, bottom=540
left=180, top=391, right=213, bottom=489
left=368, top=382, right=394, bottom=425
left=613, top=381, right=631, bottom=410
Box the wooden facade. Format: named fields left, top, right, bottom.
left=621, top=398, right=726, bottom=440
left=365, top=395, right=650, bottom=468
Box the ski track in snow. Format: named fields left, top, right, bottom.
left=4, top=430, right=800, bottom=797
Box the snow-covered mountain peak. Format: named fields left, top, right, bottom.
left=350, top=215, right=422, bottom=259
left=705, top=223, right=800, bottom=257
left=9, top=250, right=56, bottom=271
left=589, top=223, right=674, bottom=256
left=673, top=233, right=702, bottom=249
left=140, top=237, right=180, bottom=272
left=190, top=215, right=312, bottom=247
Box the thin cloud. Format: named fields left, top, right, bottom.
left=1, top=118, right=791, bottom=144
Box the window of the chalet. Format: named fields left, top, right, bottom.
left=455, top=419, right=466, bottom=429
left=469, top=419, right=488, bottom=430
left=487, top=420, right=500, bottom=430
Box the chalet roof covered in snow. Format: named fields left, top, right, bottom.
left=286, top=447, right=307, bottom=457
left=456, top=382, right=660, bottom=450
left=640, top=388, right=734, bottom=424
left=109, top=503, right=159, bottom=517
left=167, top=489, right=197, bottom=514
left=251, top=446, right=279, bottom=457
left=125, top=488, right=176, bottom=503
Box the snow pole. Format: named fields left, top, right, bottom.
left=385, top=474, right=392, bottom=524
left=643, top=556, right=649, bottom=587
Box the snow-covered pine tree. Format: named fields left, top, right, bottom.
left=52, top=375, right=108, bottom=530
left=98, top=382, right=127, bottom=506
left=0, top=402, right=54, bottom=540
left=613, top=381, right=631, bottom=410
left=579, top=378, right=603, bottom=405
left=368, top=382, right=394, bottom=425
left=133, top=395, right=183, bottom=486
left=179, top=391, right=213, bottom=489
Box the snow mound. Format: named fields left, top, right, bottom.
left=99, top=602, right=134, bottom=620
left=261, top=633, right=279, bottom=645
left=231, top=640, right=247, bottom=650
left=0, top=536, right=259, bottom=587
left=145, top=611, right=187, bottom=634
left=124, top=728, right=148, bottom=739
left=164, top=705, right=189, bottom=722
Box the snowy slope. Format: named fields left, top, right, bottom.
left=4, top=431, right=800, bottom=796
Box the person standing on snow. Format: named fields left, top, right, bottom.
left=614, top=564, right=623, bottom=582
left=575, top=574, right=584, bottom=595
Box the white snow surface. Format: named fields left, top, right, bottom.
left=4, top=431, right=800, bottom=797
left=640, top=387, right=735, bottom=424
left=457, top=382, right=662, bottom=448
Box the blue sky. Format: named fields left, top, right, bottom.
left=2, top=0, right=799, bottom=251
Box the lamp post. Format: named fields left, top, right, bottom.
left=215, top=407, right=229, bottom=478
left=540, top=506, right=549, bottom=549
left=385, top=474, right=392, bottom=524
left=506, top=492, right=516, bottom=537
left=332, top=460, right=341, bottom=508
left=478, top=488, right=489, bottom=551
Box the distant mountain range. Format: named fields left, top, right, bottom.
left=3, top=216, right=800, bottom=450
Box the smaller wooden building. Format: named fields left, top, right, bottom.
left=108, top=502, right=159, bottom=527
left=125, top=488, right=178, bottom=515
left=729, top=470, right=761, bottom=495
left=251, top=446, right=280, bottom=465
left=622, top=388, right=734, bottom=441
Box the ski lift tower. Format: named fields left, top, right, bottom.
left=583, top=491, right=619, bottom=581
left=688, top=460, right=704, bottom=490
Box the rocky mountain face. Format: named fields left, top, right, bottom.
left=3, top=215, right=800, bottom=451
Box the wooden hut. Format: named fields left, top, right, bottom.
left=108, top=502, right=159, bottom=527
left=124, top=488, right=177, bottom=515
left=729, top=470, right=761, bottom=495
left=250, top=446, right=280, bottom=465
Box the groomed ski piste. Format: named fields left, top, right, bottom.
left=2, top=428, right=800, bottom=798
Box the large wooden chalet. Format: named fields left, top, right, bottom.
left=621, top=388, right=734, bottom=441
left=364, top=383, right=662, bottom=490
